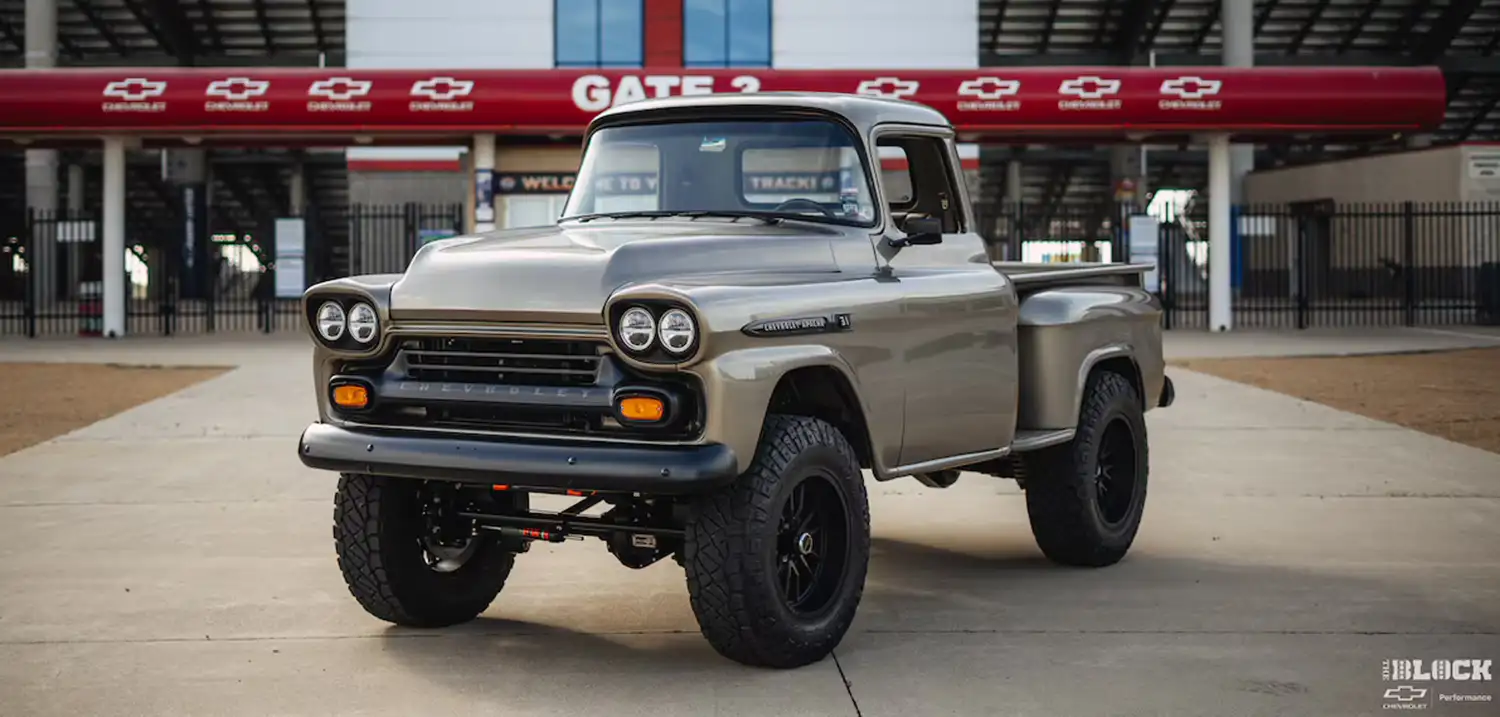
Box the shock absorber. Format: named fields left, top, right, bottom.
left=494, top=526, right=573, bottom=543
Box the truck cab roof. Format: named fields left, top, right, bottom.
left=589, top=91, right=955, bottom=135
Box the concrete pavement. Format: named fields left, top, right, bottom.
left=1, top=331, right=1497, bottom=716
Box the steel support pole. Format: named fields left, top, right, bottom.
left=1208, top=134, right=1232, bottom=332
left=1223, top=0, right=1255, bottom=203
left=473, top=134, right=497, bottom=233
left=103, top=137, right=127, bottom=338
left=25, top=0, right=59, bottom=305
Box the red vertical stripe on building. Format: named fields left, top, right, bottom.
left=643, top=0, right=683, bottom=67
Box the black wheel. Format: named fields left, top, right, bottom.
left=333, top=474, right=516, bottom=627
left=1021, top=369, right=1149, bottom=567
left=684, top=415, right=870, bottom=669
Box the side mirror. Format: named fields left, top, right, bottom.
left=893, top=216, right=944, bottom=246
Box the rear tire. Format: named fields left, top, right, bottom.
left=1022, top=369, right=1149, bottom=567
left=684, top=415, right=871, bottom=669
left=333, top=473, right=515, bottom=627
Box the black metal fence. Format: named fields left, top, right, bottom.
left=6, top=199, right=1500, bottom=338
left=2, top=203, right=463, bottom=338
left=980, top=200, right=1500, bottom=330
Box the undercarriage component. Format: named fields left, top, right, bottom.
left=460, top=493, right=685, bottom=568
left=913, top=469, right=961, bottom=488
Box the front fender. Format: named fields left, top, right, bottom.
left=687, top=344, right=889, bottom=478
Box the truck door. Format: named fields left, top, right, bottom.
left=874, top=131, right=1020, bottom=468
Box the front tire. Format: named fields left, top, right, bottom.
left=684, top=415, right=871, bottom=669
left=1022, top=369, right=1149, bottom=567
left=333, top=474, right=516, bottom=627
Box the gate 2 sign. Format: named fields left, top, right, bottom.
left=0, top=67, right=1446, bottom=140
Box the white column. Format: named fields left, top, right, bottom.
left=1222, top=0, right=1255, bottom=204
left=472, top=134, right=497, bottom=233
left=102, top=137, right=127, bottom=339
left=66, top=163, right=84, bottom=294
left=26, top=0, right=59, bottom=305
left=288, top=161, right=306, bottom=215
left=1208, top=134, right=1232, bottom=332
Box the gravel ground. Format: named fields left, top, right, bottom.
left=1172, top=346, right=1500, bottom=455
left=0, top=363, right=228, bottom=456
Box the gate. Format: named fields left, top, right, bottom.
left=0, top=209, right=105, bottom=337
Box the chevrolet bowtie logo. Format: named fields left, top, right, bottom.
left=411, top=77, right=474, bottom=101
left=103, top=78, right=167, bottom=101
left=958, top=77, right=1020, bottom=100
left=309, top=77, right=372, bottom=101
left=1383, top=686, right=1428, bottom=702
left=1059, top=76, right=1120, bottom=99
left=206, top=77, right=269, bottom=101
left=1160, top=76, right=1222, bottom=99
left=856, top=77, right=920, bottom=99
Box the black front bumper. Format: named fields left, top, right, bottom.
left=297, top=423, right=739, bottom=494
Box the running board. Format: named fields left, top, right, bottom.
left=1010, top=428, right=1076, bottom=452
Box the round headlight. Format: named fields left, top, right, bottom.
left=657, top=308, right=696, bottom=355
left=347, top=302, right=379, bottom=344
left=315, top=301, right=346, bottom=342
left=617, top=306, right=656, bottom=352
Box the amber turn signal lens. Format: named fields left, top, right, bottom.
left=617, top=396, right=665, bottom=422
left=332, top=384, right=369, bottom=409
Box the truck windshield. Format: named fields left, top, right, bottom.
left=560, top=118, right=878, bottom=227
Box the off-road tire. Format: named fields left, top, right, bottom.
left=684, top=415, right=871, bottom=669
left=333, top=473, right=515, bottom=627
left=1022, top=369, right=1149, bottom=567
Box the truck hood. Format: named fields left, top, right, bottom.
left=388, top=219, right=850, bottom=324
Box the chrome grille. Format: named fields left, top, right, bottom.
left=398, top=336, right=603, bottom=387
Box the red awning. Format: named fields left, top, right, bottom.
left=0, top=66, right=1446, bottom=143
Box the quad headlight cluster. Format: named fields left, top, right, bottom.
left=312, top=298, right=380, bottom=347
left=614, top=304, right=698, bottom=358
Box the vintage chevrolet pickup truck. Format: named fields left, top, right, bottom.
left=297, top=91, right=1175, bottom=669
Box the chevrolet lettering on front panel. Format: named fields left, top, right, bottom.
left=296, top=91, right=1176, bottom=669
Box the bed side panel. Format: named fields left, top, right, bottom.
left=1015, top=285, right=1165, bottom=430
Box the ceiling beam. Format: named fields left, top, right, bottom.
left=1189, top=2, right=1220, bottom=52
left=1253, top=0, right=1279, bottom=35
left=72, top=0, right=129, bottom=56
left=120, top=0, right=177, bottom=59
left=197, top=0, right=225, bottom=53
left=1388, top=0, right=1433, bottom=57
left=1142, top=0, right=1177, bottom=52
left=307, top=0, right=327, bottom=53
left=1458, top=92, right=1500, bottom=142
left=252, top=0, right=276, bottom=52
left=145, top=0, right=202, bottom=65
left=1115, top=0, right=1156, bottom=62
left=0, top=20, right=22, bottom=53
left=1288, top=0, right=1332, bottom=54
left=1337, top=0, right=1381, bottom=54
left=984, top=0, right=1010, bottom=55
left=1410, top=0, right=1481, bottom=63
left=1039, top=0, right=1064, bottom=53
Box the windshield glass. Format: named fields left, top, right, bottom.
left=560, top=118, right=878, bottom=227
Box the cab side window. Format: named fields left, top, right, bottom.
left=876, top=135, right=964, bottom=235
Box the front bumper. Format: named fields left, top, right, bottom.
left=297, top=423, right=739, bottom=494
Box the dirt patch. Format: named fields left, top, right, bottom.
left=0, top=362, right=229, bottom=456
left=1172, top=347, right=1500, bottom=454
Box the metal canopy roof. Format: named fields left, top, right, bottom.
left=978, top=0, right=1500, bottom=205
left=0, top=0, right=345, bottom=67
left=1, top=0, right=1494, bottom=207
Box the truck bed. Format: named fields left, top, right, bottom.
left=992, top=261, right=1156, bottom=288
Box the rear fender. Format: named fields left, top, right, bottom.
left=1015, top=285, right=1164, bottom=430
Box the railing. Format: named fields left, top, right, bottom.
left=6, top=200, right=1499, bottom=337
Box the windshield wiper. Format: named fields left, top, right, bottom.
left=569, top=210, right=781, bottom=225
